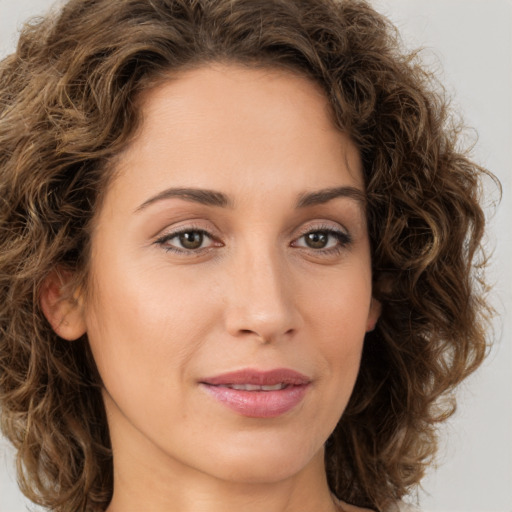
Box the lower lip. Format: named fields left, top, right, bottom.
left=201, top=384, right=309, bottom=418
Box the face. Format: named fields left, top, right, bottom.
left=82, top=64, right=379, bottom=486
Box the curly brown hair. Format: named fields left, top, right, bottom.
left=0, top=0, right=496, bottom=510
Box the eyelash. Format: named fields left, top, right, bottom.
left=154, top=223, right=352, bottom=257
left=292, top=224, right=352, bottom=255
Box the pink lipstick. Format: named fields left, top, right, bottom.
left=200, top=368, right=310, bottom=418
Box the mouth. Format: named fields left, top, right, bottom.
left=217, top=383, right=289, bottom=391
left=199, top=368, right=311, bottom=418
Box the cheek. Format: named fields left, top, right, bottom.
left=302, top=264, right=371, bottom=375
left=83, top=259, right=219, bottom=402
left=303, top=262, right=372, bottom=335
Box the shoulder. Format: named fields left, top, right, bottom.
left=337, top=500, right=375, bottom=512
left=338, top=500, right=421, bottom=512
left=387, top=502, right=422, bottom=512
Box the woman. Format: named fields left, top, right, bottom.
left=0, top=0, right=497, bottom=511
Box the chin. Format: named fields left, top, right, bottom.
left=196, top=434, right=324, bottom=484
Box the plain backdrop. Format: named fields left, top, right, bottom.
left=0, top=1, right=511, bottom=511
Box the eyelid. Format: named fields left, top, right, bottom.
left=153, top=222, right=222, bottom=255
left=294, top=220, right=348, bottom=237
left=291, top=222, right=352, bottom=252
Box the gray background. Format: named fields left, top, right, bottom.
left=0, top=0, right=511, bottom=511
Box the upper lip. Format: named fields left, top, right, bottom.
left=200, top=368, right=311, bottom=386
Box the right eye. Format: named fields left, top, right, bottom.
left=155, top=228, right=221, bottom=254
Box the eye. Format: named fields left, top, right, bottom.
left=155, top=228, right=220, bottom=254
left=292, top=227, right=351, bottom=253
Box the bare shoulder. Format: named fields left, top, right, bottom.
left=389, top=502, right=421, bottom=512
left=338, top=501, right=375, bottom=512
left=338, top=500, right=420, bottom=512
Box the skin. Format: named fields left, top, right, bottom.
left=43, top=63, right=379, bottom=512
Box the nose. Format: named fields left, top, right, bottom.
left=223, top=243, right=301, bottom=344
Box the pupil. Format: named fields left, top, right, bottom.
left=306, top=231, right=328, bottom=249
left=180, top=231, right=203, bottom=249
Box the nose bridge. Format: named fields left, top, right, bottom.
left=224, top=236, right=298, bottom=342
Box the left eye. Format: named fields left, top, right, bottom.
left=293, top=229, right=350, bottom=250
left=156, top=229, right=216, bottom=252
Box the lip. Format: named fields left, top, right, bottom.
left=200, top=368, right=311, bottom=418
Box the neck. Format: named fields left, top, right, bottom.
left=106, top=450, right=339, bottom=512
left=105, top=427, right=338, bottom=512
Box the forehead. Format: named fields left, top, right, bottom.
left=110, top=63, right=363, bottom=210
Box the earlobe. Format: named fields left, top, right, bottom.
left=366, top=298, right=382, bottom=332
left=39, top=269, right=86, bottom=341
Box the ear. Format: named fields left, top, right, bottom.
left=366, top=297, right=381, bottom=332
left=39, top=269, right=86, bottom=341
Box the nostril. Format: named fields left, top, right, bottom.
left=240, top=329, right=272, bottom=343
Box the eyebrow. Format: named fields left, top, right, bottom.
left=135, top=185, right=366, bottom=213
left=136, top=187, right=232, bottom=212
left=295, top=186, right=366, bottom=208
